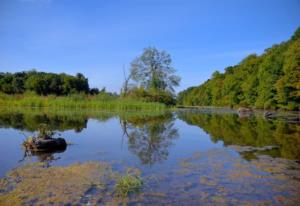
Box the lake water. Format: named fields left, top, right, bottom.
left=0, top=108, right=299, bottom=205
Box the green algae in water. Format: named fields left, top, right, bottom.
left=0, top=162, right=120, bottom=206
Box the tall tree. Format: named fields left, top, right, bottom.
left=130, top=47, right=180, bottom=92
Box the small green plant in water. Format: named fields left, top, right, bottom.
left=23, top=124, right=58, bottom=147
left=36, top=124, right=55, bottom=139
left=115, top=173, right=143, bottom=197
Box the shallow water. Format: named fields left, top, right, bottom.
left=0, top=108, right=299, bottom=205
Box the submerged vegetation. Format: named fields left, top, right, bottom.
left=0, top=162, right=119, bottom=205
left=115, top=169, right=143, bottom=198
left=1, top=149, right=300, bottom=205
left=0, top=161, right=144, bottom=205
left=178, top=27, right=300, bottom=110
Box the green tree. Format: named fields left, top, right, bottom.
left=130, top=47, right=180, bottom=93
left=0, top=71, right=91, bottom=96
left=178, top=27, right=300, bottom=111
left=276, top=39, right=300, bottom=110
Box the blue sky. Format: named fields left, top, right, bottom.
left=0, top=0, right=300, bottom=92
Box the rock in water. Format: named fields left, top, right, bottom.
left=24, top=138, right=67, bottom=152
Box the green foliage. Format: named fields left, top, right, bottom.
left=0, top=70, right=90, bottom=95
left=36, top=124, right=55, bottom=139
left=23, top=124, right=57, bottom=147
left=121, top=47, right=180, bottom=105
left=130, top=47, right=180, bottom=93
left=0, top=93, right=166, bottom=111
left=178, top=27, right=300, bottom=110
left=125, top=87, right=176, bottom=106
left=115, top=169, right=143, bottom=197
left=0, top=69, right=175, bottom=106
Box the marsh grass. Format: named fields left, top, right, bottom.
left=115, top=170, right=143, bottom=197
left=0, top=93, right=166, bottom=111
left=115, top=175, right=143, bottom=197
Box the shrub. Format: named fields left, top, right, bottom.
left=125, top=87, right=176, bottom=106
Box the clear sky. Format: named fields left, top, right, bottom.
left=1, top=0, right=300, bottom=92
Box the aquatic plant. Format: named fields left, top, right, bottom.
left=115, top=171, right=143, bottom=197
left=0, top=162, right=118, bottom=205
left=23, top=124, right=55, bottom=144
left=0, top=93, right=166, bottom=111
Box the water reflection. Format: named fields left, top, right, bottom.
left=0, top=110, right=88, bottom=132
left=177, top=110, right=300, bottom=160
left=1, top=108, right=299, bottom=162
left=120, top=113, right=179, bottom=165
left=19, top=148, right=66, bottom=167
left=0, top=109, right=300, bottom=205
left=0, top=109, right=179, bottom=166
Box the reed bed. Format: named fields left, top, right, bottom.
left=0, top=93, right=166, bottom=111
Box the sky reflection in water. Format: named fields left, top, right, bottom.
left=0, top=109, right=299, bottom=205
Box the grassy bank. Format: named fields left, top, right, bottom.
left=0, top=93, right=166, bottom=111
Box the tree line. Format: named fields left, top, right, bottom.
left=0, top=70, right=99, bottom=95
left=178, top=27, right=300, bottom=110
left=0, top=47, right=181, bottom=106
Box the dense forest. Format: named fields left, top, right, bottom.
left=178, top=27, right=300, bottom=110
left=0, top=70, right=97, bottom=95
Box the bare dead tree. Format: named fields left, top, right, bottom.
left=121, top=65, right=132, bottom=97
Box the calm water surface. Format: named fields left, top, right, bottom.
left=0, top=108, right=299, bottom=205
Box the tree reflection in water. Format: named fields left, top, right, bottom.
left=19, top=148, right=66, bottom=167
left=0, top=108, right=118, bottom=132
left=0, top=111, right=88, bottom=132
left=120, top=113, right=179, bottom=165
left=177, top=110, right=300, bottom=160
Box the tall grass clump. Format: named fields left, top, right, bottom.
left=0, top=93, right=166, bottom=111
left=115, top=174, right=143, bottom=197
